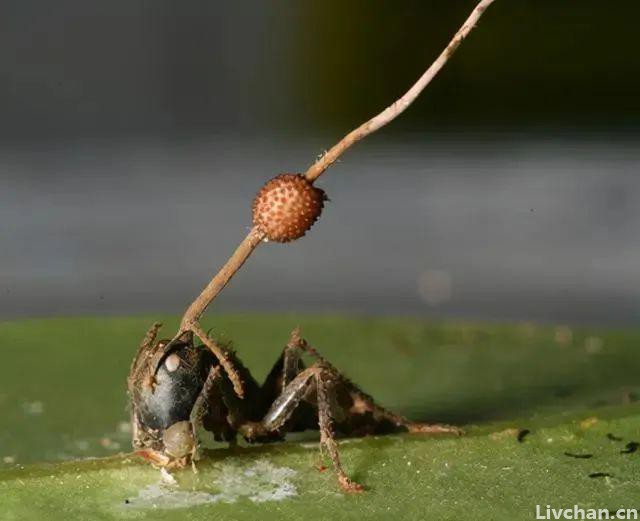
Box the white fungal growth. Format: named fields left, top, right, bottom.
left=130, top=484, right=218, bottom=510
left=22, top=401, right=44, bottom=415
left=164, top=353, right=181, bottom=372
left=160, top=468, right=177, bottom=485
left=123, top=460, right=297, bottom=511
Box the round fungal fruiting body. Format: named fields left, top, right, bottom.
left=252, top=173, right=326, bottom=242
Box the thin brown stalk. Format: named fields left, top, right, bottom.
left=173, top=0, right=497, bottom=354
left=179, top=226, right=264, bottom=331
left=304, top=0, right=496, bottom=183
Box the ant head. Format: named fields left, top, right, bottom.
left=128, top=324, right=212, bottom=467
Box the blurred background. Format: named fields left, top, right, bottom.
left=1, top=0, right=640, bottom=326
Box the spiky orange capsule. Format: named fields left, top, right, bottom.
left=252, top=173, right=326, bottom=243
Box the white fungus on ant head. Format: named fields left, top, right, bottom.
left=164, top=353, right=181, bottom=372
left=252, top=173, right=326, bottom=243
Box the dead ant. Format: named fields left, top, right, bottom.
left=126, top=0, right=496, bottom=492
left=128, top=323, right=462, bottom=492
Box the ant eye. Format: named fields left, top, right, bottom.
left=164, top=353, right=181, bottom=372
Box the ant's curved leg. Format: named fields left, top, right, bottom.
left=250, top=330, right=463, bottom=491
left=189, top=365, right=235, bottom=464
left=315, top=358, right=464, bottom=436
left=258, top=328, right=307, bottom=412
left=270, top=330, right=464, bottom=436
left=128, top=322, right=163, bottom=392
left=242, top=363, right=364, bottom=492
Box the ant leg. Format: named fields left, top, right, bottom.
left=314, top=366, right=365, bottom=493
left=128, top=322, right=163, bottom=390
left=131, top=322, right=162, bottom=366
left=189, top=365, right=225, bottom=466
left=260, top=367, right=317, bottom=431
left=263, top=330, right=462, bottom=436
left=129, top=322, right=166, bottom=449
left=295, top=336, right=463, bottom=436
left=190, top=322, right=254, bottom=400
left=259, top=326, right=340, bottom=407
left=259, top=328, right=306, bottom=409
left=338, top=378, right=463, bottom=436
left=238, top=365, right=316, bottom=443
left=244, top=364, right=364, bottom=492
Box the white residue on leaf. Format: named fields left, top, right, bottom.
left=22, top=401, right=44, bottom=415
left=129, top=484, right=220, bottom=510
left=217, top=459, right=297, bottom=503
left=124, top=460, right=297, bottom=511
left=160, top=467, right=177, bottom=485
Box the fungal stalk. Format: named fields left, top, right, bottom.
left=171, top=0, right=498, bottom=385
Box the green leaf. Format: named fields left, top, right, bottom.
left=1, top=316, right=639, bottom=520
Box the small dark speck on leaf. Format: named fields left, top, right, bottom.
left=606, top=433, right=623, bottom=442
left=588, top=472, right=613, bottom=478
left=517, top=429, right=531, bottom=442
left=124, top=499, right=130, bottom=504
left=564, top=452, right=593, bottom=459
left=621, top=441, right=639, bottom=454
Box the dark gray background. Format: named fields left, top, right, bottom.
left=1, top=1, right=639, bottom=325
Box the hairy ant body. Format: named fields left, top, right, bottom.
left=128, top=323, right=462, bottom=492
